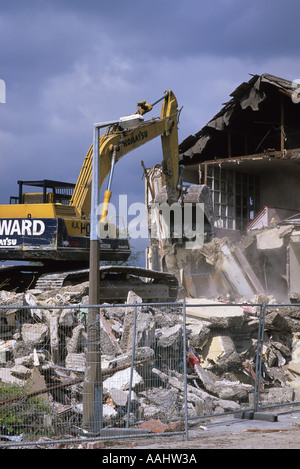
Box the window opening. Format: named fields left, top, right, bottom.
left=206, top=167, right=260, bottom=231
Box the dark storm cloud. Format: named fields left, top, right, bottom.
left=2, top=0, right=299, bottom=100
left=51, top=0, right=300, bottom=60
left=3, top=0, right=300, bottom=80
left=1, top=4, right=90, bottom=86
left=1, top=0, right=300, bottom=214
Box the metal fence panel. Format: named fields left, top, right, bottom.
left=256, top=303, right=300, bottom=411
left=0, top=299, right=188, bottom=445
left=1, top=296, right=300, bottom=447
left=183, top=301, right=259, bottom=420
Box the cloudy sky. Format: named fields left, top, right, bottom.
left=1, top=0, right=300, bottom=260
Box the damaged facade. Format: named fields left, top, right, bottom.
left=145, top=73, right=300, bottom=303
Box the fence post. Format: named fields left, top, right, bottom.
left=82, top=304, right=103, bottom=433
left=126, top=302, right=137, bottom=428
left=182, top=299, right=189, bottom=440
left=254, top=302, right=266, bottom=412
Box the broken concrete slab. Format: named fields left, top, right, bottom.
left=219, top=243, right=259, bottom=298
left=120, top=291, right=143, bottom=352
left=256, top=225, right=294, bottom=250
left=135, top=310, right=156, bottom=349
left=234, top=246, right=265, bottom=294
left=14, top=348, right=46, bottom=368
left=103, top=367, right=144, bottom=393
left=190, top=360, right=252, bottom=401
left=152, top=366, right=241, bottom=415
left=10, top=364, right=32, bottom=380
left=186, top=317, right=211, bottom=350
left=286, top=377, right=300, bottom=400
left=0, top=339, right=17, bottom=364
left=0, top=367, right=25, bottom=386
left=108, top=346, right=155, bottom=370
left=0, top=291, right=25, bottom=327
left=100, top=312, right=123, bottom=358
left=66, top=323, right=86, bottom=354
left=213, top=379, right=253, bottom=401
left=65, top=352, right=86, bottom=372
left=21, top=323, right=48, bottom=346
left=102, top=403, right=118, bottom=421
left=49, top=315, right=59, bottom=363
left=185, top=298, right=246, bottom=328
left=109, top=388, right=138, bottom=407
left=287, top=334, right=300, bottom=375
left=26, top=367, right=50, bottom=403
left=139, top=387, right=181, bottom=420
left=156, top=323, right=182, bottom=349
left=197, top=334, right=241, bottom=371
left=264, top=311, right=291, bottom=332
left=256, top=386, right=295, bottom=405
left=59, top=308, right=75, bottom=327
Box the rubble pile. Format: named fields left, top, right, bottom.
left=0, top=282, right=300, bottom=438
left=179, top=222, right=300, bottom=304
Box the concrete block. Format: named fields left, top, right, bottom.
left=235, top=410, right=278, bottom=422
left=253, top=412, right=278, bottom=422
left=234, top=411, right=254, bottom=420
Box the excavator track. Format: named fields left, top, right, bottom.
left=35, top=266, right=179, bottom=303
left=0, top=265, right=179, bottom=303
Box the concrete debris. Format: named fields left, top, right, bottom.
left=156, top=323, right=182, bottom=349
left=186, top=298, right=245, bottom=328
left=0, top=281, right=300, bottom=436
left=176, top=226, right=298, bottom=303
left=65, top=352, right=86, bottom=371
left=100, top=312, right=123, bottom=357
left=103, top=367, right=144, bottom=393
left=21, top=323, right=49, bottom=345
left=146, top=169, right=300, bottom=304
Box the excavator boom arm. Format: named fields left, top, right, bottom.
left=70, top=91, right=180, bottom=217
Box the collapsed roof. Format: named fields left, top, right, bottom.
left=179, top=73, right=300, bottom=166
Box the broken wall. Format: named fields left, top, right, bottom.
left=145, top=73, right=300, bottom=302
left=145, top=161, right=300, bottom=302
left=260, top=164, right=300, bottom=212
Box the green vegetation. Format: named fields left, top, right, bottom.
left=0, top=383, right=52, bottom=435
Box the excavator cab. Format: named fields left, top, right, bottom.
left=9, top=179, right=75, bottom=205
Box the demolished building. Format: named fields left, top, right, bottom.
left=145, top=73, right=300, bottom=303
left=2, top=75, right=300, bottom=442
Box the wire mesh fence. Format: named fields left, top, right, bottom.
left=0, top=298, right=188, bottom=445
left=255, top=303, right=300, bottom=412
left=0, top=295, right=300, bottom=447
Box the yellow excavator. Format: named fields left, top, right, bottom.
left=0, top=91, right=182, bottom=301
